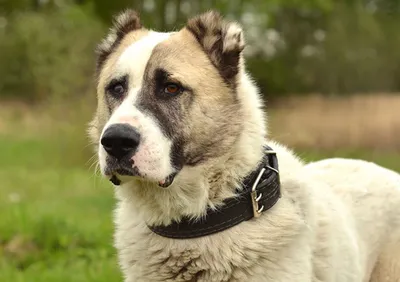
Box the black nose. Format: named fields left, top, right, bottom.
left=100, top=124, right=141, bottom=160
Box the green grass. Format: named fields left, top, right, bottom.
left=0, top=118, right=398, bottom=281
left=0, top=134, right=122, bottom=281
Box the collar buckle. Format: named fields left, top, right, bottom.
left=251, top=167, right=266, bottom=218
left=251, top=149, right=280, bottom=218
left=149, top=146, right=281, bottom=239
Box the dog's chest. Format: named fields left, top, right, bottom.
left=115, top=188, right=313, bottom=282
left=116, top=226, right=270, bottom=282
left=120, top=239, right=241, bottom=282
left=117, top=227, right=309, bottom=282
left=135, top=249, right=208, bottom=281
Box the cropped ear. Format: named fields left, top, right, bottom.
left=186, top=11, right=245, bottom=86
left=96, top=9, right=143, bottom=74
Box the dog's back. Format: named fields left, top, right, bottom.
left=306, top=159, right=400, bottom=281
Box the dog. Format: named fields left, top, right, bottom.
left=89, top=9, right=400, bottom=282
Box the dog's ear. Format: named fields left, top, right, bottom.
left=186, top=11, right=245, bottom=86
left=96, top=9, right=143, bottom=73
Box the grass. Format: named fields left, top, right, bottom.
left=0, top=96, right=399, bottom=281
left=0, top=100, right=122, bottom=281
left=0, top=136, right=121, bottom=281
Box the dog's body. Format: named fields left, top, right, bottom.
left=89, top=10, right=400, bottom=282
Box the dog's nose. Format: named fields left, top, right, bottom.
left=101, top=124, right=141, bottom=160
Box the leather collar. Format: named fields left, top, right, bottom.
left=148, top=146, right=281, bottom=239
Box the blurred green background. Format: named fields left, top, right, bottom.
left=0, top=0, right=399, bottom=281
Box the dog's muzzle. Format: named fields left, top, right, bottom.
left=101, top=123, right=141, bottom=160
left=101, top=123, right=178, bottom=188
left=101, top=123, right=141, bottom=185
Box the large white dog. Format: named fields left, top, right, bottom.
left=89, top=9, right=400, bottom=282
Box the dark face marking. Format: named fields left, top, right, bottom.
left=153, top=68, right=187, bottom=100
left=106, top=75, right=129, bottom=99
left=134, top=30, right=243, bottom=169
left=94, top=11, right=246, bottom=177
left=137, top=67, right=194, bottom=139
left=170, top=137, right=185, bottom=171
left=104, top=75, right=129, bottom=114
left=138, top=60, right=193, bottom=169
left=136, top=66, right=192, bottom=171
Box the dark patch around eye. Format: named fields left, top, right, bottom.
left=104, top=75, right=128, bottom=113
left=136, top=65, right=197, bottom=169
left=106, top=75, right=128, bottom=97
left=154, top=68, right=173, bottom=98
left=154, top=68, right=170, bottom=87
left=153, top=68, right=193, bottom=99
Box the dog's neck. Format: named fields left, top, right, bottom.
left=115, top=70, right=267, bottom=226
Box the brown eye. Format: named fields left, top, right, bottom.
left=105, top=75, right=128, bottom=100
left=112, top=84, right=125, bottom=96
left=106, top=76, right=128, bottom=99
left=164, top=83, right=181, bottom=95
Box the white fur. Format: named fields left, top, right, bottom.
left=98, top=30, right=400, bottom=282
left=223, top=23, right=245, bottom=52
left=99, top=31, right=175, bottom=182
left=115, top=31, right=170, bottom=80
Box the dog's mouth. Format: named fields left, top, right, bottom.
left=106, top=166, right=139, bottom=185
left=110, top=174, right=122, bottom=185
left=105, top=160, right=179, bottom=188
left=157, top=172, right=178, bottom=188
left=108, top=171, right=178, bottom=188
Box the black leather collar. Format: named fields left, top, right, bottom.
left=148, top=146, right=281, bottom=239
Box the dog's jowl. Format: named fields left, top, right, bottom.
left=89, top=9, right=400, bottom=282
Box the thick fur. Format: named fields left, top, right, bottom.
left=96, top=9, right=143, bottom=74
left=90, top=10, right=400, bottom=282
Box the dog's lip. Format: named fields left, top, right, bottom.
left=106, top=168, right=179, bottom=188
left=110, top=174, right=122, bottom=185
left=105, top=162, right=139, bottom=177
left=158, top=172, right=178, bottom=188
left=114, top=167, right=137, bottom=176
left=105, top=164, right=140, bottom=186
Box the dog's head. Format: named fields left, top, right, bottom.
left=89, top=10, right=262, bottom=191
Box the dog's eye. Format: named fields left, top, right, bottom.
left=164, top=83, right=182, bottom=96
left=106, top=76, right=128, bottom=99
left=110, top=83, right=125, bottom=98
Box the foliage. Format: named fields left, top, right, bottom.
left=0, top=4, right=103, bottom=100
left=0, top=0, right=399, bottom=100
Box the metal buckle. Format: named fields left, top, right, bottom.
left=251, top=168, right=266, bottom=218
left=251, top=148, right=280, bottom=218
left=264, top=149, right=276, bottom=155
left=264, top=149, right=279, bottom=174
